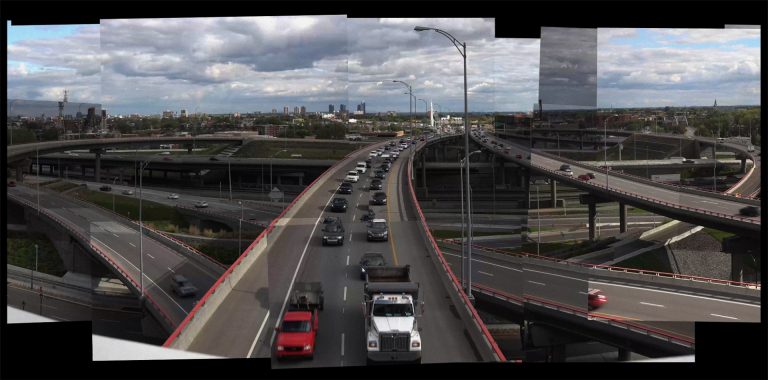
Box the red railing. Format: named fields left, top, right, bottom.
left=408, top=139, right=508, bottom=362
left=438, top=239, right=760, bottom=289
left=163, top=141, right=377, bottom=347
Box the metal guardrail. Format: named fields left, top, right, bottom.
left=162, top=141, right=377, bottom=348
left=439, top=239, right=760, bottom=289
left=409, top=137, right=508, bottom=362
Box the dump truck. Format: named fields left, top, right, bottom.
left=275, top=282, right=324, bottom=359
left=363, top=265, right=422, bottom=364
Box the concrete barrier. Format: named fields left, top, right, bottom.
left=409, top=138, right=507, bottom=362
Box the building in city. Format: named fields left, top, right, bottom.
left=272, top=108, right=277, bottom=114
left=180, top=109, right=188, bottom=118
left=300, top=106, right=306, bottom=116
left=293, top=106, right=299, bottom=115
left=283, top=106, right=289, bottom=115
left=340, top=104, right=347, bottom=113
left=162, top=110, right=174, bottom=119
left=329, top=104, right=334, bottom=113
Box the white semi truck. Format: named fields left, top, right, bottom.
left=363, top=265, right=423, bottom=364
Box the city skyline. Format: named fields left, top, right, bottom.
left=7, top=20, right=761, bottom=115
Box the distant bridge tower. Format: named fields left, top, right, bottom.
left=57, top=89, right=68, bottom=128
left=713, top=99, right=717, bottom=108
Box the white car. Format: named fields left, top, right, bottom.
left=194, top=201, right=209, bottom=208
left=345, top=171, right=360, bottom=183
left=381, top=154, right=391, bottom=160
left=356, top=162, right=367, bottom=174
left=168, top=193, right=179, bottom=199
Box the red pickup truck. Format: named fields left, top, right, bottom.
left=577, top=174, right=591, bottom=181
left=275, top=282, right=324, bottom=359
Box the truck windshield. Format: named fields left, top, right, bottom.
left=372, top=303, right=413, bottom=317
left=281, top=320, right=311, bottom=332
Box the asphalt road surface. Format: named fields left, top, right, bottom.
left=7, top=185, right=221, bottom=329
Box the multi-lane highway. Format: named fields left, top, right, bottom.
left=472, top=132, right=760, bottom=235
left=7, top=185, right=221, bottom=329
left=437, top=241, right=760, bottom=329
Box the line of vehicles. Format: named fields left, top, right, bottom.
left=277, top=138, right=423, bottom=364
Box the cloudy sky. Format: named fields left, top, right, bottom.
left=6, top=19, right=760, bottom=115
left=597, top=27, right=760, bottom=108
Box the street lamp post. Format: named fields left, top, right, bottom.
left=415, top=25, right=473, bottom=300
left=418, top=98, right=429, bottom=131
left=459, top=150, right=481, bottom=294
left=137, top=156, right=159, bottom=300
left=536, top=185, right=541, bottom=256
left=393, top=80, right=413, bottom=137
left=228, top=157, right=233, bottom=201
left=112, top=176, right=119, bottom=212
left=36, top=142, right=40, bottom=215
left=270, top=149, right=288, bottom=190
left=31, top=244, right=38, bottom=289
left=604, top=114, right=619, bottom=189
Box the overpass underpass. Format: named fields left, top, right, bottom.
left=7, top=187, right=224, bottom=337
left=409, top=134, right=760, bottom=360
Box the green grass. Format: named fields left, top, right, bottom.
left=234, top=140, right=365, bottom=159
left=702, top=228, right=735, bottom=243
left=44, top=181, right=81, bottom=193
left=627, top=207, right=653, bottom=215
left=71, top=188, right=189, bottom=227
left=528, top=226, right=556, bottom=233
left=193, top=243, right=241, bottom=266
left=6, top=231, right=68, bottom=276
left=613, top=248, right=671, bottom=272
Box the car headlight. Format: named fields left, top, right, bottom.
left=323, top=236, right=328, bottom=240
left=361, top=267, right=366, bottom=272
left=304, top=344, right=312, bottom=351
left=277, top=345, right=284, bottom=351
left=368, top=231, right=374, bottom=236
left=382, top=231, right=388, bottom=236
left=411, top=341, right=420, bottom=348
left=368, top=341, right=378, bottom=348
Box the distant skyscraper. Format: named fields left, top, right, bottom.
left=356, top=103, right=362, bottom=112
left=283, top=106, right=289, bottom=115
left=294, top=106, right=299, bottom=114
left=340, top=104, right=347, bottom=113
left=180, top=109, right=188, bottom=118
left=272, top=108, right=277, bottom=114
left=362, top=101, right=366, bottom=115
left=300, top=106, right=306, bottom=116
left=329, top=104, right=334, bottom=113
left=713, top=99, right=717, bottom=108
left=162, top=110, right=174, bottom=119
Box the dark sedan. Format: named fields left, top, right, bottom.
left=171, top=274, right=197, bottom=297
left=330, top=198, right=348, bottom=212
left=369, top=179, right=383, bottom=190
left=366, top=219, right=389, bottom=241
left=338, top=182, right=353, bottom=194
left=322, top=221, right=345, bottom=246
left=370, top=191, right=387, bottom=205
left=373, top=170, right=386, bottom=180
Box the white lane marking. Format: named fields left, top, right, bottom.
left=699, top=200, right=719, bottom=205
left=113, top=233, right=120, bottom=238
left=147, top=253, right=156, bottom=259
left=477, top=271, right=494, bottom=277
left=346, top=255, right=350, bottom=266
left=343, top=286, right=347, bottom=302
left=270, top=170, right=350, bottom=348
left=710, top=313, right=738, bottom=320
left=91, top=236, right=187, bottom=314
left=527, top=281, right=546, bottom=286
left=167, top=267, right=175, bottom=274
left=349, top=234, right=353, bottom=242
left=247, top=310, right=271, bottom=358
left=441, top=251, right=523, bottom=273
left=525, top=267, right=582, bottom=281
left=43, top=304, right=58, bottom=310
left=640, top=302, right=665, bottom=308
left=341, top=333, right=345, bottom=357
left=590, top=281, right=761, bottom=308
left=129, top=242, right=136, bottom=247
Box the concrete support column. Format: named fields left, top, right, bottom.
left=741, top=157, right=747, bottom=174
left=421, top=153, right=428, bottom=197
left=618, top=348, right=631, bottom=361
left=15, top=163, right=25, bottom=182
left=550, top=180, right=557, bottom=207
left=588, top=200, right=597, bottom=241
left=523, top=170, right=530, bottom=189
left=188, top=146, right=193, bottom=154
left=94, top=152, right=102, bottom=183
left=619, top=202, right=627, bottom=233
left=500, top=160, right=506, bottom=186
left=580, top=134, right=584, bottom=150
